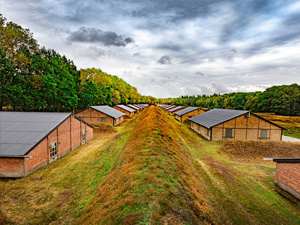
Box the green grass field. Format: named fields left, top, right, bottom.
left=1, top=107, right=300, bottom=224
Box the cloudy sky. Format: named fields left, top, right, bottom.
left=1, top=0, right=300, bottom=98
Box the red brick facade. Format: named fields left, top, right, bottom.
left=114, top=106, right=134, bottom=118
left=75, top=108, right=124, bottom=126
left=0, top=116, right=93, bottom=178
left=275, top=162, right=300, bottom=200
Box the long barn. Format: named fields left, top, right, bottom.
left=75, top=105, right=125, bottom=126
left=189, top=108, right=284, bottom=141
left=0, top=112, right=93, bottom=178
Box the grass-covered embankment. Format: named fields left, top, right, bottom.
left=78, top=106, right=215, bottom=224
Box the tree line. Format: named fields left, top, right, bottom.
left=0, top=14, right=149, bottom=112
left=159, top=83, right=300, bottom=116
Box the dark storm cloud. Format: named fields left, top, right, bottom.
left=158, top=55, right=171, bottom=64
left=67, top=27, right=134, bottom=47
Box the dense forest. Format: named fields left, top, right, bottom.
left=0, top=14, right=149, bottom=112
left=159, top=83, right=300, bottom=116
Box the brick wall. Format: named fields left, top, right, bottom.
left=114, top=106, right=132, bottom=117
left=1, top=116, right=93, bottom=177
left=180, top=109, right=205, bottom=122
left=211, top=114, right=282, bottom=141
left=0, top=158, right=25, bottom=177
left=75, top=108, right=115, bottom=126
left=191, top=122, right=210, bottom=140
left=275, top=163, right=300, bottom=199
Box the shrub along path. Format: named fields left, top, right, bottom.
left=1, top=106, right=300, bottom=224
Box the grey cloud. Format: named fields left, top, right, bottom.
left=158, top=55, right=171, bottom=64
left=67, top=27, right=134, bottom=47
left=133, top=53, right=140, bottom=57
left=195, top=71, right=205, bottom=76
left=156, top=43, right=182, bottom=52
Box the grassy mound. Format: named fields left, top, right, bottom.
left=77, top=106, right=214, bottom=224
left=220, top=140, right=300, bottom=160
left=91, top=123, right=115, bottom=134
left=0, top=210, right=7, bottom=224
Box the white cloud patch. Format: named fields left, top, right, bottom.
left=0, top=0, right=300, bottom=98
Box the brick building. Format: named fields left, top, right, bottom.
left=273, top=158, right=300, bottom=200
left=175, top=107, right=206, bottom=122
left=75, top=105, right=125, bottom=126
left=0, top=112, right=93, bottom=178
left=189, top=108, right=284, bottom=141
left=114, top=105, right=135, bottom=118
left=127, top=104, right=141, bottom=112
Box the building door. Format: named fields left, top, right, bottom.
left=49, top=141, right=58, bottom=163
left=82, top=130, right=86, bottom=144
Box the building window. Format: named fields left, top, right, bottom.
left=260, top=130, right=268, bottom=139
left=225, top=129, right=233, bottom=138
left=207, top=129, right=210, bottom=136
left=49, top=142, right=57, bottom=162
left=100, top=117, right=105, bottom=123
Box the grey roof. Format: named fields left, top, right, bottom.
left=169, top=106, right=184, bottom=112
left=116, top=105, right=135, bottom=113
left=127, top=104, right=140, bottom=110
left=91, top=105, right=125, bottom=119
left=0, top=111, right=72, bottom=157
left=165, top=105, right=176, bottom=110
left=175, top=107, right=199, bottom=116
left=189, top=108, right=248, bottom=129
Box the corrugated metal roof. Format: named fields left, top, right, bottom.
left=127, top=104, right=140, bottom=110
left=189, top=108, right=248, bottom=129
left=165, top=105, right=175, bottom=110
left=116, top=105, right=135, bottom=113
left=175, top=107, right=199, bottom=116
left=169, top=106, right=184, bottom=112
left=0, top=111, right=71, bottom=157
left=91, top=105, right=125, bottom=119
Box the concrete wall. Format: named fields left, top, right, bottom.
left=275, top=162, right=300, bottom=200
left=0, top=116, right=93, bottom=178
left=191, top=113, right=282, bottom=141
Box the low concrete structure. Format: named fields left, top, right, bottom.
left=273, top=158, right=300, bottom=200
left=190, top=108, right=284, bottom=141
left=0, top=112, right=93, bottom=178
